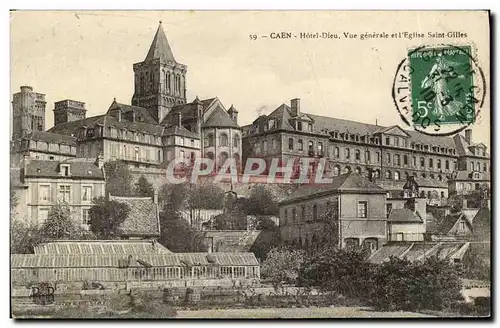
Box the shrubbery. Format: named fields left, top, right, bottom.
left=295, top=246, right=464, bottom=312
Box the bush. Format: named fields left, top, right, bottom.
left=299, top=246, right=373, bottom=299
left=369, top=256, right=463, bottom=311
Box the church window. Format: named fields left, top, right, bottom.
left=220, top=133, right=228, bottom=146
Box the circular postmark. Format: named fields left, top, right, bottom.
left=392, top=44, right=486, bottom=137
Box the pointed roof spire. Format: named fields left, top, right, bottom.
left=145, top=22, right=177, bottom=63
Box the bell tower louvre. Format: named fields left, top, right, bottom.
left=132, top=21, right=187, bottom=123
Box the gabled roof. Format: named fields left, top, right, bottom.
left=48, top=115, right=106, bottom=136
left=107, top=100, right=157, bottom=125
left=109, top=195, right=160, bottom=237
left=203, top=106, right=239, bottom=128
left=163, top=125, right=199, bottom=139
left=34, top=240, right=171, bottom=255
left=373, top=125, right=411, bottom=137
left=144, top=23, right=177, bottom=63
left=388, top=209, right=423, bottom=223
left=24, top=158, right=104, bottom=180
left=280, top=172, right=386, bottom=205
left=433, top=212, right=473, bottom=235
left=22, top=131, right=77, bottom=146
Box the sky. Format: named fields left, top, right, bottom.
left=10, top=10, right=490, bottom=146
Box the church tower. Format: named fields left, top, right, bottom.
left=11, top=86, right=46, bottom=140
left=132, top=22, right=187, bottom=123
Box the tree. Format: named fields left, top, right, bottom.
left=104, top=161, right=135, bottom=197
left=10, top=219, right=44, bottom=254
left=135, top=175, right=155, bottom=197
left=188, top=183, right=225, bottom=210
left=242, top=185, right=279, bottom=215
left=41, top=202, right=83, bottom=240
left=299, top=246, right=372, bottom=298
left=158, top=208, right=207, bottom=252
left=249, top=216, right=281, bottom=261
left=261, top=246, right=305, bottom=289
left=88, top=196, right=130, bottom=239
left=369, top=256, right=463, bottom=311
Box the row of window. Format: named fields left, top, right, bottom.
left=31, top=141, right=74, bottom=154
left=108, top=145, right=162, bottom=163
left=105, top=127, right=162, bottom=145
left=328, top=132, right=457, bottom=155
left=165, top=136, right=197, bottom=148
left=469, top=161, right=489, bottom=173
left=204, top=133, right=240, bottom=148
left=282, top=201, right=367, bottom=226
left=329, top=165, right=447, bottom=182
left=287, top=139, right=324, bottom=154
left=38, top=185, right=94, bottom=204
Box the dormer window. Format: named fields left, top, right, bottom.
left=355, top=134, right=360, bottom=142
left=297, top=121, right=302, bottom=131
left=60, top=164, right=70, bottom=176
left=268, top=119, right=276, bottom=130
left=307, top=123, right=313, bottom=132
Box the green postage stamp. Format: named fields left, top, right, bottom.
left=409, top=45, right=476, bottom=127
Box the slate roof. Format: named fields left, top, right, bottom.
left=144, top=23, right=177, bottom=63
left=203, top=105, right=239, bottom=128
left=48, top=115, right=106, bottom=136
left=432, top=212, right=472, bottom=235
left=21, top=131, right=77, bottom=146
left=107, top=101, right=157, bottom=125
left=388, top=209, right=423, bottom=223
left=24, top=158, right=104, bottom=180
left=163, top=125, right=199, bottom=139
left=450, top=170, right=490, bottom=181
left=245, top=102, right=459, bottom=149
left=109, top=195, right=160, bottom=237
left=34, top=240, right=171, bottom=255
left=281, top=172, right=386, bottom=205
left=11, top=252, right=260, bottom=268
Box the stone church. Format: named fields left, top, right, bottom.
left=11, top=22, right=242, bottom=172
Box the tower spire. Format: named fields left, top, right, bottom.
left=145, top=22, right=176, bottom=63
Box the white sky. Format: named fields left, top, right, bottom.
left=10, top=10, right=490, bottom=146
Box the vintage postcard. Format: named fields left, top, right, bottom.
left=10, top=10, right=491, bottom=319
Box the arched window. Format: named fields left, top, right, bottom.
left=394, top=171, right=400, bottom=180
left=298, top=139, right=304, bottom=151
left=233, top=134, right=239, bottom=148
left=476, top=162, right=480, bottom=171
left=365, top=151, right=371, bottom=163
left=421, top=173, right=427, bottom=178
left=344, top=166, right=351, bottom=173
left=355, top=166, right=361, bottom=174
left=345, top=148, right=350, bottom=159
left=385, top=170, right=391, bottom=179
left=437, top=159, right=441, bottom=169
left=206, top=133, right=215, bottom=147
left=386, top=153, right=391, bottom=164
left=308, top=141, right=314, bottom=151
left=403, top=154, right=408, bottom=165
left=333, top=165, right=340, bottom=176
left=288, top=138, right=294, bottom=150
left=334, top=147, right=340, bottom=158
left=355, top=150, right=361, bottom=161
left=374, top=169, right=381, bottom=178
left=430, top=173, right=435, bottom=179
left=219, top=133, right=228, bottom=146
left=470, top=161, right=474, bottom=171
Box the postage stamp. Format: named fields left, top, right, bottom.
left=392, top=44, right=486, bottom=136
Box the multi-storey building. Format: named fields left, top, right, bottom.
left=242, top=98, right=490, bottom=200
left=38, top=22, right=241, bottom=173
left=18, top=156, right=105, bottom=227
left=279, top=172, right=388, bottom=252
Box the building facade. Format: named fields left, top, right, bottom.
left=12, top=86, right=47, bottom=140
left=19, top=156, right=105, bottom=227
left=279, top=172, right=388, bottom=252
left=242, top=98, right=490, bottom=201
left=31, top=22, right=242, bottom=173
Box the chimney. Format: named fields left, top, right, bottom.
left=465, top=129, right=472, bottom=144
left=153, top=188, right=158, bottom=204
left=228, top=105, right=238, bottom=125
left=291, top=98, right=300, bottom=117
left=95, top=153, right=104, bottom=169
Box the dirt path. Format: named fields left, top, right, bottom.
left=176, top=306, right=435, bottom=318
